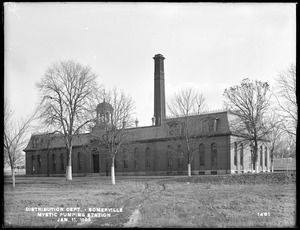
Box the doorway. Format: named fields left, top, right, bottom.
left=93, top=155, right=99, bottom=173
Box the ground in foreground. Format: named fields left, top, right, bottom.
left=3, top=172, right=296, bottom=228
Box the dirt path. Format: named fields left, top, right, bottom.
left=82, top=179, right=167, bottom=227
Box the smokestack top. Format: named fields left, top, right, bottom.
left=153, top=54, right=165, bottom=59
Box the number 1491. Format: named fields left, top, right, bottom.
left=257, top=212, right=270, bottom=216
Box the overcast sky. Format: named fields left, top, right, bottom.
left=4, top=2, right=296, bottom=127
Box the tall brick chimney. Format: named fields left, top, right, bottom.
left=153, top=54, right=166, bottom=126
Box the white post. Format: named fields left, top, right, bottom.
left=111, top=156, right=116, bottom=185
left=111, top=166, right=115, bottom=185
left=188, top=163, right=191, bottom=177
left=66, top=166, right=72, bottom=180
left=255, top=161, right=259, bottom=173
left=66, top=147, right=73, bottom=181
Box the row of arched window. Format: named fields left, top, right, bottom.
left=166, top=145, right=184, bottom=168
left=198, top=143, right=217, bottom=167
left=105, top=144, right=219, bottom=170
left=120, top=146, right=187, bottom=170
left=234, top=143, right=244, bottom=166
left=119, top=147, right=151, bottom=169
left=31, top=152, right=82, bottom=173
left=165, top=143, right=218, bottom=168
left=235, top=143, right=268, bottom=168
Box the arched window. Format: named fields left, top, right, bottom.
left=32, top=155, right=35, bottom=172
left=264, top=147, right=268, bottom=167
left=199, top=144, right=205, bottom=166
left=167, top=145, right=173, bottom=168
left=146, top=147, right=151, bottom=168
left=234, top=142, right=237, bottom=166
left=201, top=120, right=208, bottom=132
left=168, top=157, right=173, bottom=167
left=177, top=145, right=183, bottom=168
left=123, top=149, right=128, bottom=168
left=214, top=118, right=218, bottom=131
left=52, top=154, right=56, bottom=171
left=32, top=139, right=37, bottom=148
left=260, top=146, right=263, bottom=167
left=240, top=143, right=243, bottom=166
left=37, top=155, right=41, bottom=169
left=134, top=148, right=139, bottom=168
left=208, top=119, right=214, bottom=132
left=61, top=153, right=64, bottom=171
left=78, top=152, right=82, bottom=170
left=211, top=143, right=217, bottom=167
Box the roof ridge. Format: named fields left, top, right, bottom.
left=166, top=109, right=227, bottom=119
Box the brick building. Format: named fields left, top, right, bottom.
left=24, top=54, right=270, bottom=176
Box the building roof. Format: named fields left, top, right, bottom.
left=24, top=110, right=233, bottom=152
left=23, top=133, right=91, bottom=152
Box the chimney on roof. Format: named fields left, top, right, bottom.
left=152, top=116, right=156, bottom=126
left=153, top=54, right=166, bottom=126
left=135, top=118, right=139, bottom=127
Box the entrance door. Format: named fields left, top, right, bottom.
left=93, top=155, right=99, bottom=173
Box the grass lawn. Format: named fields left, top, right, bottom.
left=3, top=173, right=296, bottom=228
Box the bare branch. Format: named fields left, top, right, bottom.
left=166, top=87, right=209, bottom=176
left=223, top=78, right=271, bottom=167
left=35, top=60, right=103, bottom=180
left=274, top=64, right=297, bottom=137
left=4, top=99, right=39, bottom=188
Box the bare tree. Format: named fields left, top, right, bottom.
left=36, top=60, right=102, bottom=181
left=90, top=88, right=135, bottom=185
left=264, top=112, right=285, bottom=172
left=4, top=99, right=37, bottom=188
left=275, top=64, right=297, bottom=137
left=223, top=78, right=271, bottom=173
left=167, top=87, right=207, bottom=177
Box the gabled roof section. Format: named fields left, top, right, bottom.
left=23, top=133, right=90, bottom=151
left=123, top=110, right=232, bottom=141
left=121, top=125, right=168, bottom=142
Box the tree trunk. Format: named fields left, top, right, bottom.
left=254, top=141, right=259, bottom=173
left=187, top=163, right=191, bottom=177
left=11, top=167, right=15, bottom=188
left=66, top=147, right=73, bottom=181
left=250, top=155, right=253, bottom=173
left=270, top=153, right=274, bottom=172
left=111, top=156, right=116, bottom=185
